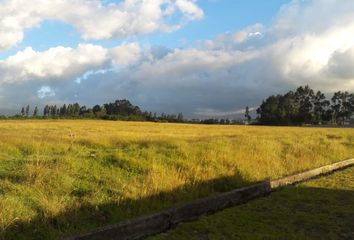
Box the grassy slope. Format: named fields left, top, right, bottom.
left=0, top=120, right=353, bottom=239
left=150, top=167, right=354, bottom=240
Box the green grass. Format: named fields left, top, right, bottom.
left=150, top=167, right=354, bottom=240
left=0, top=120, right=353, bottom=239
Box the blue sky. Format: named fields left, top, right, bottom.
left=0, top=0, right=354, bottom=117
left=2, top=0, right=289, bottom=54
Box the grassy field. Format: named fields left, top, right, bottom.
left=150, top=166, right=354, bottom=240
left=0, top=120, right=354, bottom=239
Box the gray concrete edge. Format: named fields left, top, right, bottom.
left=63, top=158, right=354, bottom=240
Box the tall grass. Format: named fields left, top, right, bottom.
left=0, top=120, right=353, bottom=239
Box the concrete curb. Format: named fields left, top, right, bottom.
left=270, top=158, right=354, bottom=188
left=63, top=158, right=354, bottom=240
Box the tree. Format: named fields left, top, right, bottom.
left=177, top=113, right=184, bottom=122
left=245, top=106, right=251, bottom=124
left=201, top=119, right=219, bottom=124
left=331, top=91, right=354, bottom=125
left=51, top=105, right=57, bottom=116
left=294, top=85, right=315, bottom=124
left=257, top=86, right=329, bottom=125
left=67, top=104, right=73, bottom=116
left=21, top=107, right=25, bottom=117
left=15, top=99, right=176, bottom=121
left=104, top=99, right=141, bottom=116
left=73, top=103, right=80, bottom=116
left=60, top=104, right=67, bottom=116
left=43, top=105, right=49, bottom=116
left=25, top=105, right=30, bottom=116
left=93, top=106, right=106, bottom=118
left=92, top=105, right=102, bottom=114
left=278, top=91, right=298, bottom=124
left=257, top=95, right=282, bottom=124
left=313, top=91, right=330, bottom=124
left=79, top=106, right=87, bottom=115
left=33, top=106, right=38, bottom=117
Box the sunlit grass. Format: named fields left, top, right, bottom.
left=0, top=120, right=353, bottom=239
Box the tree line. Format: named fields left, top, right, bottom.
left=14, top=86, right=354, bottom=126
left=18, top=99, right=185, bottom=123
left=257, top=86, right=354, bottom=125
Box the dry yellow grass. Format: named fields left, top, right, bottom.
left=0, top=120, right=353, bottom=239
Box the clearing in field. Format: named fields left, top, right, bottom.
left=0, top=120, right=354, bottom=239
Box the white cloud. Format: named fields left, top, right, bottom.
left=75, top=69, right=112, bottom=84
left=202, top=24, right=264, bottom=51
left=1, top=0, right=354, bottom=117
left=0, top=44, right=109, bottom=83
left=110, top=43, right=142, bottom=65
left=271, top=0, right=354, bottom=36
left=37, top=86, right=55, bottom=99
left=175, top=0, right=204, bottom=20
left=233, top=24, right=264, bottom=44
left=124, top=0, right=354, bottom=116
left=327, top=47, right=354, bottom=79
left=254, top=1, right=354, bottom=91
left=134, top=48, right=260, bottom=84
left=0, top=0, right=204, bottom=51
left=0, top=41, right=146, bottom=84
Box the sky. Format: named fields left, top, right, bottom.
left=0, top=0, right=354, bottom=117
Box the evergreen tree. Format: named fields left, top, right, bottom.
left=21, top=107, right=25, bottom=116
left=313, top=91, right=330, bottom=124
left=245, top=106, right=251, bottom=124
left=43, top=105, right=49, bottom=116
left=257, top=95, right=282, bottom=124
left=25, top=105, right=30, bottom=116
left=60, top=104, right=67, bottom=116
left=92, top=105, right=102, bottom=115
left=73, top=103, right=80, bottom=116
left=33, top=106, right=38, bottom=117
left=51, top=105, right=57, bottom=116
left=258, top=86, right=320, bottom=125
left=294, top=85, right=314, bottom=124
left=67, top=104, right=73, bottom=116
left=331, top=91, right=354, bottom=125
left=177, top=113, right=184, bottom=122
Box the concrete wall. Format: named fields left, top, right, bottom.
left=64, top=158, right=354, bottom=240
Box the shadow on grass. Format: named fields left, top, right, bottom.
left=150, top=186, right=354, bottom=240
left=2, top=171, right=354, bottom=240
left=1, top=171, right=253, bottom=240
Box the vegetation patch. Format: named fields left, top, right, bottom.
left=150, top=167, right=354, bottom=240
left=0, top=120, right=353, bottom=239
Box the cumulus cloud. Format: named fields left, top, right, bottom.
left=0, top=44, right=109, bottom=83
left=128, top=0, right=354, bottom=116
left=0, top=42, right=145, bottom=85
left=233, top=24, right=264, bottom=44
left=264, top=3, right=354, bottom=90
left=175, top=0, right=204, bottom=20
left=0, top=0, right=204, bottom=50
left=1, top=0, right=354, bottom=118
left=326, top=47, right=354, bottom=80
left=37, top=86, right=55, bottom=99
left=133, top=48, right=260, bottom=86
left=110, top=43, right=142, bottom=65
